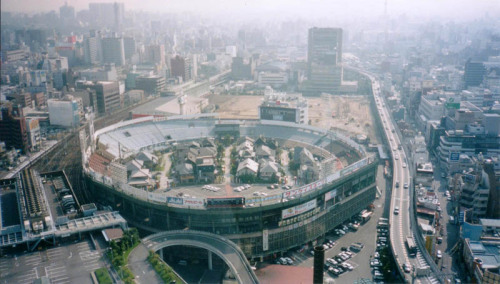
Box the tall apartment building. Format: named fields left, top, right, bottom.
left=0, top=103, right=28, bottom=153
left=170, top=55, right=191, bottom=82
left=101, top=37, right=125, bottom=66
left=304, top=27, right=343, bottom=95
left=84, top=36, right=101, bottom=65
left=89, top=2, right=124, bottom=31
left=48, top=97, right=82, bottom=128
left=451, top=157, right=500, bottom=222
left=146, top=44, right=165, bottom=66
left=59, top=3, right=75, bottom=24
left=436, top=114, right=500, bottom=172
left=123, top=37, right=136, bottom=60
left=464, top=59, right=486, bottom=89
left=76, top=81, right=122, bottom=115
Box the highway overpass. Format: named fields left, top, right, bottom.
left=129, top=230, right=259, bottom=284
left=347, top=66, right=440, bottom=284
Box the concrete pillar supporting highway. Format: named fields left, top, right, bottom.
left=208, top=251, right=213, bottom=270
left=159, top=248, right=163, bottom=259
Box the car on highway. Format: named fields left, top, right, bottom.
left=403, top=263, right=412, bottom=273
left=404, top=183, right=409, bottom=189
left=437, top=250, right=442, bottom=259
left=394, top=206, right=400, bottom=215
left=402, top=163, right=407, bottom=168
left=395, top=181, right=400, bottom=188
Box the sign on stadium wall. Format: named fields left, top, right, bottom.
left=282, top=199, right=317, bottom=219
left=324, top=189, right=338, bottom=201
left=148, top=192, right=167, bottom=203
left=183, top=197, right=204, bottom=208
left=167, top=197, right=184, bottom=205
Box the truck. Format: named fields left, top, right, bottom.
left=405, top=236, right=417, bottom=257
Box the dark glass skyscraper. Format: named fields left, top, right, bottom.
left=306, top=27, right=343, bottom=95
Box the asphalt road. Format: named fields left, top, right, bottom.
left=0, top=238, right=105, bottom=284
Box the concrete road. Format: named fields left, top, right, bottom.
left=0, top=238, right=106, bottom=284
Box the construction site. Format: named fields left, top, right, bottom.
left=208, top=93, right=378, bottom=143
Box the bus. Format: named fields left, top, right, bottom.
left=405, top=236, right=417, bottom=257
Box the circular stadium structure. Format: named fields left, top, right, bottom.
left=83, top=115, right=378, bottom=259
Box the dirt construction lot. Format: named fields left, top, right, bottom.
left=308, top=95, right=377, bottom=141
left=208, top=93, right=377, bottom=142
left=209, top=94, right=261, bottom=119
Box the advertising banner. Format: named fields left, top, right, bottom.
left=167, top=197, right=184, bottom=205
left=282, top=199, right=317, bottom=219
left=183, top=197, right=205, bottom=208
left=263, top=229, right=269, bottom=251
left=148, top=192, right=167, bottom=203
left=324, top=189, right=337, bottom=201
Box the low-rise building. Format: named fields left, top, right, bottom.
left=47, top=95, right=82, bottom=127
left=462, top=238, right=500, bottom=284
left=259, top=88, right=308, bottom=124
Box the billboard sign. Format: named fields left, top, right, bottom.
left=167, top=197, right=184, bottom=205
left=282, top=199, right=317, bottom=219
left=183, top=197, right=204, bottom=208
left=149, top=193, right=167, bottom=203
left=263, top=229, right=269, bottom=251
left=324, top=189, right=338, bottom=201
left=445, top=98, right=460, bottom=109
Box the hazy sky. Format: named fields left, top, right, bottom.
left=2, top=0, right=499, bottom=21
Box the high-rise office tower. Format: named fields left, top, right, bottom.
left=84, top=36, right=101, bottom=65
left=59, top=2, right=75, bottom=24
left=306, top=27, right=343, bottom=95
left=101, top=37, right=125, bottom=66
left=146, top=44, right=165, bottom=66
left=89, top=2, right=124, bottom=31
left=123, top=37, right=136, bottom=60
left=464, top=59, right=486, bottom=89
left=170, top=55, right=191, bottom=82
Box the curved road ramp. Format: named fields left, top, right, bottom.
left=129, top=230, right=259, bottom=284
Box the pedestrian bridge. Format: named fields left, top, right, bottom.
left=138, top=230, right=259, bottom=284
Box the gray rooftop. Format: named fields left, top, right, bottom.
left=480, top=218, right=500, bottom=227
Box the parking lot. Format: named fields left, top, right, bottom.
left=267, top=164, right=389, bottom=282
left=0, top=237, right=106, bottom=284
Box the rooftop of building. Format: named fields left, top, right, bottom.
left=468, top=240, right=500, bottom=270
left=416, top=162, right=434, bottom=173
left=480, top=219, right=500, bottom=228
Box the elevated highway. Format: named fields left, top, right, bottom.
left=347, top=66, right=440, bottom=283
left=130, top=230, right=259, bottom=284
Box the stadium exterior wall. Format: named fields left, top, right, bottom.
left=85, top=161, right=377, bottom=258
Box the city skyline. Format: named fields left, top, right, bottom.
left=2, top=0, right=499, bottom=21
